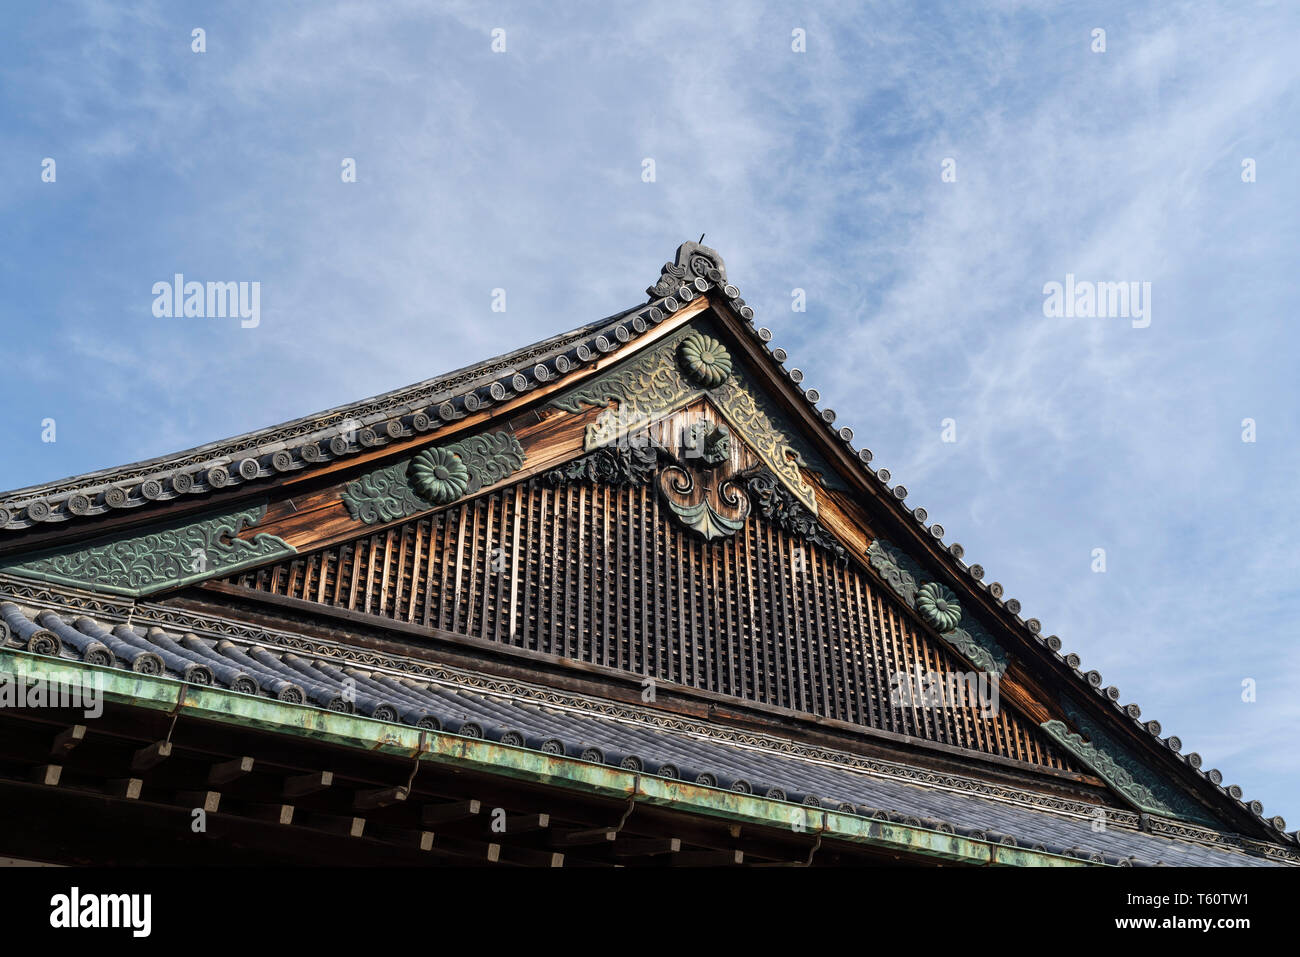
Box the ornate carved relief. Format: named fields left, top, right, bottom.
left=866, top=539, right=1007, bottom=674
left=550, top=327, right=703, bottom=449
left=545, top=444, right=659, bottom=487
left=543, top=439, right=843, bottom=555
left=0, top=504, right=295, bottom=597
left=744, top=473, right=845, bottom=562
left=917, top=581, right=963, bottom=632
left=645, top=240, right=727, bottom=298
left=341, top=430, right=525, bottom=525
left=683, top=422, right=731, bottom=466
left=659, top=465, right=750, bottom=541
left=1042, top=702, right=1218, bottom=826
left=549, top=324, right=823, bottom=513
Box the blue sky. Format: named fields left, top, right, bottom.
left=2, top=1, right=1297, bottom=826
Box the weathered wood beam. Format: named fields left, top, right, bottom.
left=107, top=777, right=143, bottom=800
left=552, top=827, right=617, bottom=847
left=504, top=812, right=550, bottom=833
left=282, top=770, right=333, bottom=798
left=496, top=846, right=564, bottom=867
left=51, top=725, right=86, bottom=757
left=354, top=785, right=408, bottom=810
left=208, top=755, right=255, bottom=786
left=421, top=798, right=481, bottom=825
left=612, top=837, right=681, bottom=858
left=176, top=790, right=221, bottom=813
left=131, top=740, right=171, bottom=772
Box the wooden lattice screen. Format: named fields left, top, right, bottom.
left=225, top=477, right=1077, bottom=771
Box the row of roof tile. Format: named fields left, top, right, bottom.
left=0, top=598, right=1283, bottom=866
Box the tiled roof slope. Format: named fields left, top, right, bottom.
left=0, top=309, right=641, bottom=530
left=0, top=594, right=1292, bottom=867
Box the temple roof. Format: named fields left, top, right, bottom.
left=0, top=241, right=1292, bottom=861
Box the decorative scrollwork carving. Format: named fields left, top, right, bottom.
left=867, top=539, right=1006, bottom=674
left=645, top=240, right=726, bottom=299
left=0, top=504, right=295, bottom=597
left=550, top=324, right=826, bottom=512
left=545, top=445, right=659, bottom=487
left=683, top=422, right=731, bottom=467
left=1042, top=702, right=1219, bottom=826
left=341, top=430, right=525, bottom=524
left=659, top=464, right=749, bottom=541
left=744, top=472, right=845, bottom=562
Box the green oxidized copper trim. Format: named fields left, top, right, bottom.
left=550, top=325, right=703, bottom=447
left=1041, top=702, right=1219, bottom=826
left=549, top=324, right=824, bottom=513
left=340, top=461, right=426, bottom=524
left=664, top=497, right=749, bottom=540
left=866, top=539, right=1007, bottom=674
left=341, top=430, right=526, bottom=525
left=0, top=503, right=295, bottom=598
left=866, top=539, right=926, bottom=607
left=916, top=581, right=962, bottom=632
left=0, top=646, right=1099, bottom=866
left=944, top=619, right=1008, bottom=676
left=408, top=447, right=470, bottom=505
left=677, top=332, right=733, bottom=388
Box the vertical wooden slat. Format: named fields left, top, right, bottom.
left=219, top=470, right=1081, bottom=773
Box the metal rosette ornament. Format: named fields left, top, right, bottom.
left=408, top=447, right=470, bottom=505
left=916, top=581, right=963, bottom=633
left=677, top=333, right=733, bottom=389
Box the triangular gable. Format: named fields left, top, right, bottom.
left=215, top=398, right=1083, bottom=782
left=0, top=241, right=1287, bottom=846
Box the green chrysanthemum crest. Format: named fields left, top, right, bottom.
left=408, top=447, right=470, bottom=505
left=916, top=581, right=963, bottom=633
left=677, top=332, right=732, bottom=388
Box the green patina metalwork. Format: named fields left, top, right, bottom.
left=408, top=446, right=470, bottom=505
left=549, top=324, right=835, bottom=513
left=866, top=538, right=926, bottom=606
left=866, top=539, right=1008, bottom=675
left=1042, top=701, right=1218, bottom=826
left=0, top=503, right=295, bottom=597
left=664, top=496, right=749, bottom=541
left=341, top=430, right=525, bottom=524
left=0, top=646, right=1100, bottom=866
left=917, top=581, right=963, bottom=632
left=677, top=332, right=733, bottom=388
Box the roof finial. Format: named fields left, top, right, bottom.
left=699, top=233, right=706, bottom=244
